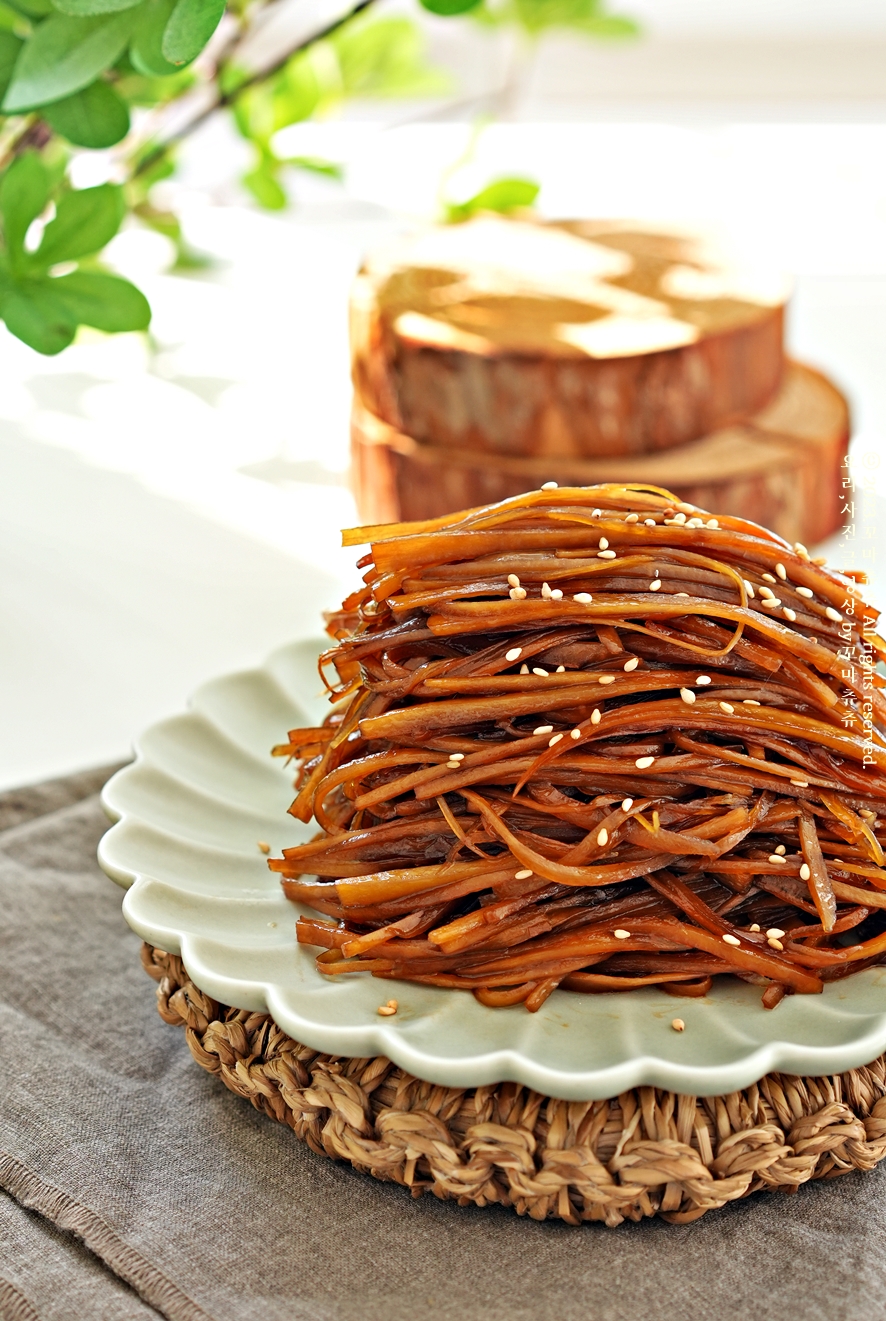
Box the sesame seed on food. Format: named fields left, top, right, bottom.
left=775, top=563, right=787, bottom=580
left=598, top=549, right=617, bottom=559
left=533, top=667, right=549, bottom=677
left=541, top=481, right=558, bottom=490
left=570, top=728, right=581, bottom=740
left=825, top=607, right=843, bottom=622
left=622, top=798, right=633, bottom=811
left=599, top=537, right=609, bottom=550
left=549, top=733, right=564, bottom=747
left=515, top=869, right=533, bottom=880
left=574, top=592, right=593, bottom=604
left=800, top=863, right=811, bottom=880
left=598, top=674, right=616, bottom=685
left=719, top=701, right=735, bottom=714
left=596, top=828, right=609, bottom=846
left=624, top=657, right=639, bottom=671
left=696, top=675, right=711, bottom=685
left=649, top=580, right=662, bottom=592
left=723, top=934, right=741, bottom=946
left=533, top=725, right=553, bottom=735
left=507, top=574, right=521, bottom=588
left=796, top=586, right=814, bottom=598
left=635, top=756, right=655, bottom=769
left=680, top=688, right=696, bottom=705
left=505, top=647, right=522, bottom=661
left=614, top=928, right=631, bottom=940
left=591, top=709, right=602, bottom=725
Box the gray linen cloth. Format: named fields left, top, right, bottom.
left=2, top=770, right=886, bottom=1321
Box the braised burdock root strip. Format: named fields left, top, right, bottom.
left=270, top=483, right=886, bottom=1012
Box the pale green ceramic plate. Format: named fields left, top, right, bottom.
left=99, top=637, right=886, bottom=1099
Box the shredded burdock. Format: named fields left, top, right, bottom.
left=269, top=484, right=886, bottom=1011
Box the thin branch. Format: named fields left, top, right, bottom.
left=131, top=0, right=379, bottom=180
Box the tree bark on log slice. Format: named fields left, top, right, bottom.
left=351, top=361, right=849, bottom=549
left=351, top=217, right=788, bottom=460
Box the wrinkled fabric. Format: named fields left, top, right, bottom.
left=1, top=772, right=886, bottom=1321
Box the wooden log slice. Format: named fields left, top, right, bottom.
left=351, top=217, right=788, bottom=460
left=351, top=360, right=849, bottom=550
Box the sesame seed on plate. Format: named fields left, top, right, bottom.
left=591, top=708, right=602, bottom=725
left=257, top=841, right=270, bottom=854
left=614, top=928, right=631, bottom=940
left=768, top=854, right=787, bottom=865
left=541, top=481, right=558, bottom=490
left=597, top=549, right=617, bottom=559
left=377, top=1000, right=398, bottom=1016
left=796, top=586, right=814, bottom=598
left=505, top=647, right=522, bottom=661
left=515, top=869, right=533, bottom=879
left=800, top=864, right=811, bottom=880
left=696, top=675, right=711, bottom=685
left=507, top=574, right=521, bottom=588
left=635, top=755, right=655, bottom=769
left=533, top=667, right=549, bottom=677
left=574, top=592, right=593, bottom=604
left=624, top=657, right=639, bottom=671
left=775, top=563, right=787, bottom=580
left=671, top=1018, right=685, bottom=1032
left=549, top=733, right=564, bottom=747
left=599, top=537, right=609, bottom=550
left=598, top=674, right=616, bottom=685
left=649, top=579, right=662, bottom=591
left=533, top=725, right=553, bottom=735
left=719, top=701, right=735, bottom=714
left=723, top=934, right=741, bottom=946
left=825, top=606, right=843, bottom=622
left=622, top=798, right=633, bottom=811
left=597, top=828, right=609, bottom=846
left=680, top=688, right=696, bottom=704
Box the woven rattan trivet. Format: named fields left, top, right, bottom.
left=143, top=944, right=886, bottom=1225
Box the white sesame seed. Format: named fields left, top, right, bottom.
left=574, top=592, right=593, bottom=604
left=598, top=674, right=616, bottom=685
left=860, top=809, right=877, bottom=820
left=723, top=934, right=741, bottom=947
left=507, top=574, right=521, bottom=589
left=570, top=728, right=581, bottom=740
left=614, top=928, right=631, bottom=940
left=743, top=579, right=756, bottom=598
left=825, top=607, right=842, bottom=623
left=687, top=517, right=705, bottom=528
left=549, top=733, right=564, bottom=747
left=762, top=573, right=777, bottom=584
left=635, top=756, right=655, bottom=769
left=719, top=701, right=735, bottom=714
left=775, top=844, right=786, bottom=855
left=624, top=657, right=640, bottom=671
left=257, top=841, right=270, bottom=854
left=696, top=675, right=712, bottom=685
left=597, top=549, right=617, bottom=559
left=759, top=585, right=775, bottom=598
left=673, top=512, right=687, bottom=525
left=377, top=1002, right=398, bottom=1016
left=449, top=752, right=465, bottom=761
left=767, top=937, right=784, bottom=951
left=591, top=709, right=602, bottom=725
left=597, top=828, right=609, bottom=847
left=775, top=563, right=787, bottom=580
left=796, top=586, right=814, bottom=598
left=519, top=663, right=530, bottom=674
left=791, top=779, right=809, bottom=787
left=760, top=598, right=782, bottom=609
left=675, top=592, right=690, bottom=598
left=541, top=582, right=552, bottom=599
left=743, top=699, right=761, bottom=706
left=749, top=924, right=761, bottom=932
left=649, top=579, right=662, bottom=592
left=794, top=542, right=809, bottom=557
left=551, top=589, right=563, bottom=601
left=680, top=688, right=696, bottom=705
left=768, top=854, right=787, bottom=865
left=621, top=798, right=633, bottom=811
left=672, top=1018, right=686, bottom=1032
left=532, top=667, right=549, bottom=677
left=783, top=607, right=797, bottom=622
left=515, top=869, right=533, bottom=880
left=812, top=556, right=827, bottom=566
left=767, top=928, right=785, bottom=938
left=624, top=513, right=639, bottom=523
left=800, top=863, right=811, bottom=881
left=644, top=518, right=656, bottom=526
left=555, top=665, right=566, bottom=672
left=706, top=519, right=719, bottom=529
left=592, top=508, right=602, bottom=517
left=505, top=647, right=522, bottom=662
left=509, top=586, right=527, bottom=600
left=533, top=725, right=553, bottom=735
left=541, top=481, right=558, bottom=490
left=446, top=761, right=460, bottom=770
left=599, top=537, right=609, bottom=550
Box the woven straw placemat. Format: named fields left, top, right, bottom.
left=143, top=944, right=886, bottom=1226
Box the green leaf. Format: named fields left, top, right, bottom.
left=44, top=78, right=130, bottom=145
left=419, top=0, right=483, bottom=13
left=0, top=152, right=50, bottom=264
left=35, top=182, right=124, bottom=264
left=52, top=0, right=143, bottom=14
left=0, top=280, right=76, bottom=353
left=50, top=269, right=151, bottom=331
left=446, top=176, right=539, bottom=223
left=242, top=162, right=286, bottom=210
left=332, top=17, right=450, bottom=99
left=161, top=0, right=223, bottom=66
left=0, top=30, right=23, bottom=102
left=5, top=0, right=53, bottom=18
left=130, top=0, right=178, bottom=75
left=3, top=9, right=139, bottom=111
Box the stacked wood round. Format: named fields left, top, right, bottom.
left=350, top=218, right=848, bottom=546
